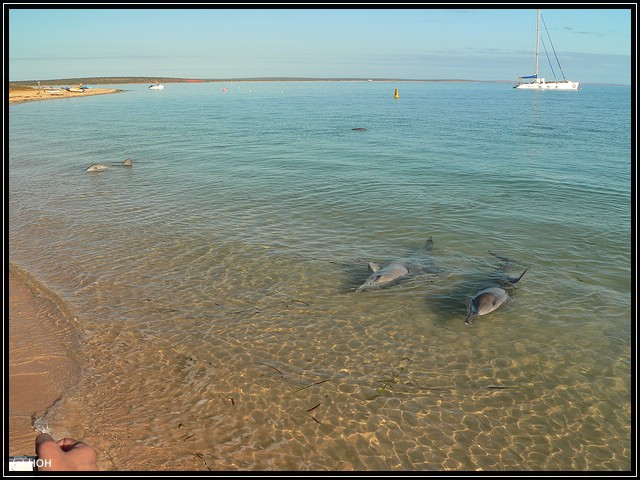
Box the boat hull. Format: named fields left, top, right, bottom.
left=515, top=80, right=579, bottom=90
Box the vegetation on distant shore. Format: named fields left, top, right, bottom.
left=10, top=77, right=191, bottom=87
left=10, top=76, right=488, bottom=87
left=9, top=83, right=37, bottom=91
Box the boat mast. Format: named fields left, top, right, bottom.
left=535, top=9, right=540, bottom=79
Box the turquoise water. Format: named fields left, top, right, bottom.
left=9, top=81, right=631, bottom=471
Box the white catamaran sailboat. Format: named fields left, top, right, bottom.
left=515, top=9, right=579, bottom=90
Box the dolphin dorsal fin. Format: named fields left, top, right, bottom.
left=424, top=237, right=433, bottom=251
left=515, top=268, right=529, bottom=283
left=368, top=262, right=381, bottom=272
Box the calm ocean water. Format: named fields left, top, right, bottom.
left=9, top=81, right=631, bottom=471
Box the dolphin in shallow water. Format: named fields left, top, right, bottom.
left=86, top=158, right=132, bottom=172
left=86, top=163, right=110, bottom=172
left=356, top=237, right=435, bottom=292
left=465, top=268, right=528, bottom=325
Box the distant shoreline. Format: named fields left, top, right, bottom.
left=9, top=76, right=495, bottom=87
left=9, top=77, right=628, bottom=88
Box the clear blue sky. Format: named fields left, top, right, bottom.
left=6, top=6, right=633, bottom=84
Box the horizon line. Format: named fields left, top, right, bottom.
left=9, top=76, right=630, bottom=87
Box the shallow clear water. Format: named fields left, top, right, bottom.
left=9, top=81, right=631, bottom=471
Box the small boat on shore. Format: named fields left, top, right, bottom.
left=149, top=83, right=164, bottom=90
left=66, top=87, right=85, bottom=93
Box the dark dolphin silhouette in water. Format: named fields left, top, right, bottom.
left=356, top=237, right=436, bottom=292
left=86, top=158, right=132, bottom=172
left=464, top=267, right=528, bottom=325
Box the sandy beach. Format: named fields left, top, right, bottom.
left=9, top=85, right=122, bottom=104
left=8, top=267, right=82, bottom=458
left=8, top=82, right=121, bottom=467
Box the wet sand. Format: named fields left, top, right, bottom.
left=7, top=82, right=120, bottom=468
left=8, top=268, right=81, bottom=457
left=9, top=86, right=122, bottom=104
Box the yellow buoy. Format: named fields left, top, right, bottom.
left=394, top=88, right=399, bottom=99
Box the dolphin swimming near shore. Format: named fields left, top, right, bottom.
left=356, top=237, right=435, bottom=292
left=86, top=158, right=132, bottom=172
left=86, top=163, right=109, bottom=172
left=464, top=268, right=528, bottom=325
